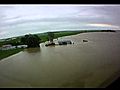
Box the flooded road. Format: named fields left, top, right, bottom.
left=0, top=32, right=120, bottom=87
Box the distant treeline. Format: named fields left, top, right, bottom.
left=37, top=30, right=116, bottom=42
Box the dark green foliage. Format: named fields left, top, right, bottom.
left=21, top=34, right=41, bottom=48
left=0, top=38, right=22, bottom=46
left=47, top=32, right=54, bottom=43
left=0, top=43, right=2, bottom=47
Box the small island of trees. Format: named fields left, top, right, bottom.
left=21, top=34, right=41, bottom=48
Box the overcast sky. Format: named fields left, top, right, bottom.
left=0, top=5, right=120, bottom=39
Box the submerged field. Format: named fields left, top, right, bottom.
left=0, top=31, right=120, bottom=87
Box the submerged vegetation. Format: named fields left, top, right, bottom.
left=21, top=34, right=41, bottom=48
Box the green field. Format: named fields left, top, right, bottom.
left=0, top=48, right=23, bottom=60
left=37, top=31, right=82, bottom=42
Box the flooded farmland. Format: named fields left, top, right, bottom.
left=0, top=32, right=120, bottom=88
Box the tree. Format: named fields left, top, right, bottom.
left=0, top=43, right=2, bottom=47
left=47, top=32, right=54, bottom=43
left=21, top=34, right=41, bottom=48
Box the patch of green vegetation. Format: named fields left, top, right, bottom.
left=0, top=48, right=23, bottom=60
left=0, top=37, right=22, bottom=47
left=36, top=31, right=82, bottom=43
left=37, top=33, right=48, bottom=42
left=21, top=34, right=40, bottom=48
left=54, top=31, right=81, bottom=39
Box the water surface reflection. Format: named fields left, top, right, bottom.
left=24, top=48, right=41, bottom=53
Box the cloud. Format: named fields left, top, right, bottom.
left=0, top=5, right=120, bottom=39
left=87, top=23, right=120, bottom=29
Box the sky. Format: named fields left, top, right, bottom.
left=0, top=4, right=120, bottom=39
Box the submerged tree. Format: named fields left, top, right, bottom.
left=21, top=34, right=41, bottom=48
left=47, top=32, right=54, bottom=43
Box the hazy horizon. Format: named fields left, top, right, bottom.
left=0, top=5, right=120, bottom=39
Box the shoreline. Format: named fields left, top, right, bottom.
left=0, top=48, right=23, bottom=61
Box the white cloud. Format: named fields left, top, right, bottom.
left=87, top=23, right=120, bottom=29
left=0, top=5, right=120, bottom=39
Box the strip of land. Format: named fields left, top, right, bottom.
left=0, top=48, right=23, bottom=60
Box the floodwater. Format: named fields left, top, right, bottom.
left=0, top=32, right=120, bottom=88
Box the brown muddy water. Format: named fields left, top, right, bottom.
left=0, top=32, right=120, bottom=88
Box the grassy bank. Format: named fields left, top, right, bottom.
left=0, top=48, right=23, bottom=60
